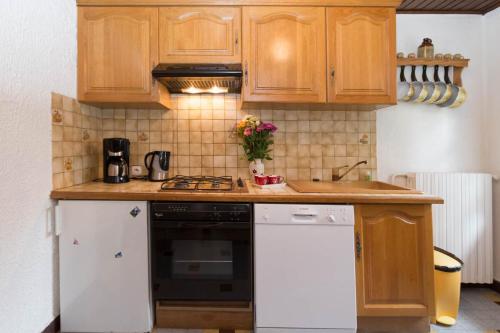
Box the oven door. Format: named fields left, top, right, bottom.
left=151, top=221, right=251, bottom=301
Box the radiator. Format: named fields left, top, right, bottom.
left=392, top=172, right=493, bottom=284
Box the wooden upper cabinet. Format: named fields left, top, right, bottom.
left=159, top=7, right=241, bottom=63
left=78, top=7, right=169, bottom=108
left=354, top=205, right=435, bottom=317
left=242, top=7, right=326, bottom=103
left=327, top=8, right=396, bottom=104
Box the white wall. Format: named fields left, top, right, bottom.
left=377, top=15, right=486, bottom=181
left=0, top=1, right=76, bottom=332
left=483, top=8, right=500, bottom=282
left=378, top=12, right=500, bottom=282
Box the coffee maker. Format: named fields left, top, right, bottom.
left=103, top=138, right=130, bottom=183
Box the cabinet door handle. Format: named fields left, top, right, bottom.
left=151, top=61, right=156, bottom=86
left=244, top=61, right=248, bottom=86
left=55, top=204, right=62, bottom=236
left=130, top=206, right=141, bottom=218
left=331, top=67, right=335, bottom=79
left=355, top=232, right=362, bottom=259
left=235, top=31, right=239, bottom=47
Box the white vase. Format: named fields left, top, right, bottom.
left=249, top=159, right=265, bottom=177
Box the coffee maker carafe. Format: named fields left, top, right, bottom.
left=103, top=138, right=130, bottom=183
left=144, top=151, right=170, bottom=181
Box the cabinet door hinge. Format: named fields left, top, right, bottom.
left=355, top=232, right=362, bottom=259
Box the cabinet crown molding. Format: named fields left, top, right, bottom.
left=77, top=0, right=402, bottom=7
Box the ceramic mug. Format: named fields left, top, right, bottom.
left=254, top=175, right=268, bottom=185
left=267, top=175, right=284, bottom=184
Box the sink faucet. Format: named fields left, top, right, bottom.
left=332, top=160, right=368, bottom=181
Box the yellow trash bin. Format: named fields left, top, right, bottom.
left=433, top=246, right=464, bottom=326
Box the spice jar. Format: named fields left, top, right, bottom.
left=418, top=38, right=434, bottom=59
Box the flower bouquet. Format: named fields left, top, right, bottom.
left=235, top=115, right=277, bottom=176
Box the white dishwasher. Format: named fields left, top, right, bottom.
left=254, top=204, right=357, bottom=333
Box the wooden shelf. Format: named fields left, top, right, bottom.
left=397, top=58, right=469, bottom=68
left=397, top=57, right=470, bottom=86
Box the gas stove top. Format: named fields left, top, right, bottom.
left=160, top=175, right=247, bottom=193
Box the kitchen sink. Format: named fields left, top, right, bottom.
left=286, top=180, right=422, bottom=194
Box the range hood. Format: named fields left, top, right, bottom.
left=152, top=64, right=242, bottom=94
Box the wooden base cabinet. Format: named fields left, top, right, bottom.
left=327, top=8, right=396, bottom=104
left=78, top=7, right=170, bottom=109
left=354, top=205, right=435, bottom=318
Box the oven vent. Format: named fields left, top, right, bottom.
left=152, top=64, right=243, bottom=94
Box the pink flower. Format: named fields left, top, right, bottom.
left=256, top=122, right=278, bottom=133
left=244, top=127, right=253, bottom=136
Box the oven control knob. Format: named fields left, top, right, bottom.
left=327, top=215, right=336, bottom=223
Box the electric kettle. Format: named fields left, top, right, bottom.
left=144, top=151, right=170, bottom=181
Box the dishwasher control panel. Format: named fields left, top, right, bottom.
left=254, top=204, right=355, bottom=225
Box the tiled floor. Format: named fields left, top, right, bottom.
left=153, top=288, right=500, bottom=333
left=431, top=288, right=500, bottom=333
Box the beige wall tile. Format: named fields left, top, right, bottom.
left=53, top=173, right=63, bottom=189
left=214, top=156, right=225, bottom=168
left=213, top=120, right=225, bottom=131
left=150, top=131, right=161, bottom=143
left=226, top=156, right=237, bottom=168
left=214, top=143, right=226, bottom=156
left=190, top=131, right=201, bottom=143
left=138, top=119, right=149, bottom=131
left=126, top=109, right=138, bottom=119
left=201, top=120, right=213, bottom=131
left=52, top=125, right=63, bottom=141
left=51, top=94, right=377, bottom=184
left=190, top=143, right=202, bottom=155
left=150, top=119, right=162, bottom=131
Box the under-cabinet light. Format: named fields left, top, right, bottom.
left=181, top=85, right=228, bottom=94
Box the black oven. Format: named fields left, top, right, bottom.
left=150, top=202, right=252, bottom=302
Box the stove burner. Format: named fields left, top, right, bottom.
left=175, top=180, right=190, bottom=189
left=160, top=175, right=235, bottom=192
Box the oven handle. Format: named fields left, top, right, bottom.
left=152, top=221, right=250, bottom=228
left=181, top=222, right=224, bottom=228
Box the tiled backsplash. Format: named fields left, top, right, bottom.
left=51, top=93, right=102, bottom=189
left=52, top=93, right=376, bottom=189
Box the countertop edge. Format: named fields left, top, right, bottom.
left=50, top=190, right=444, bottom=204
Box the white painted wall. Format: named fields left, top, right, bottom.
left=377, top=15, right=486, bottom=181
left=483, top=8, right=500, bottom=282
left=378, top=12, right=500, bottom=282
left=0, top=1, right=76, bottom=332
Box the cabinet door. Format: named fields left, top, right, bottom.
left=59, top=201, right=151, bottom=332
left=242, top=7, right=326, bottom=103
left=78, top=7, right=158, bottom=102
left=159, top=7, right=241, bottom=63
left=327, top=8, right=396, bottom=104
left=354, top=205, right=435, bottom=317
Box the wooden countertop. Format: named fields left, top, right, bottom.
left=50, top=180, right=443, bottom=204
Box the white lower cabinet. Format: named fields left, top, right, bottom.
left=58, top=200, right=152, bottom=333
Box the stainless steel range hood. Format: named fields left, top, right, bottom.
left=152, top=64, right=242, bottom=94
